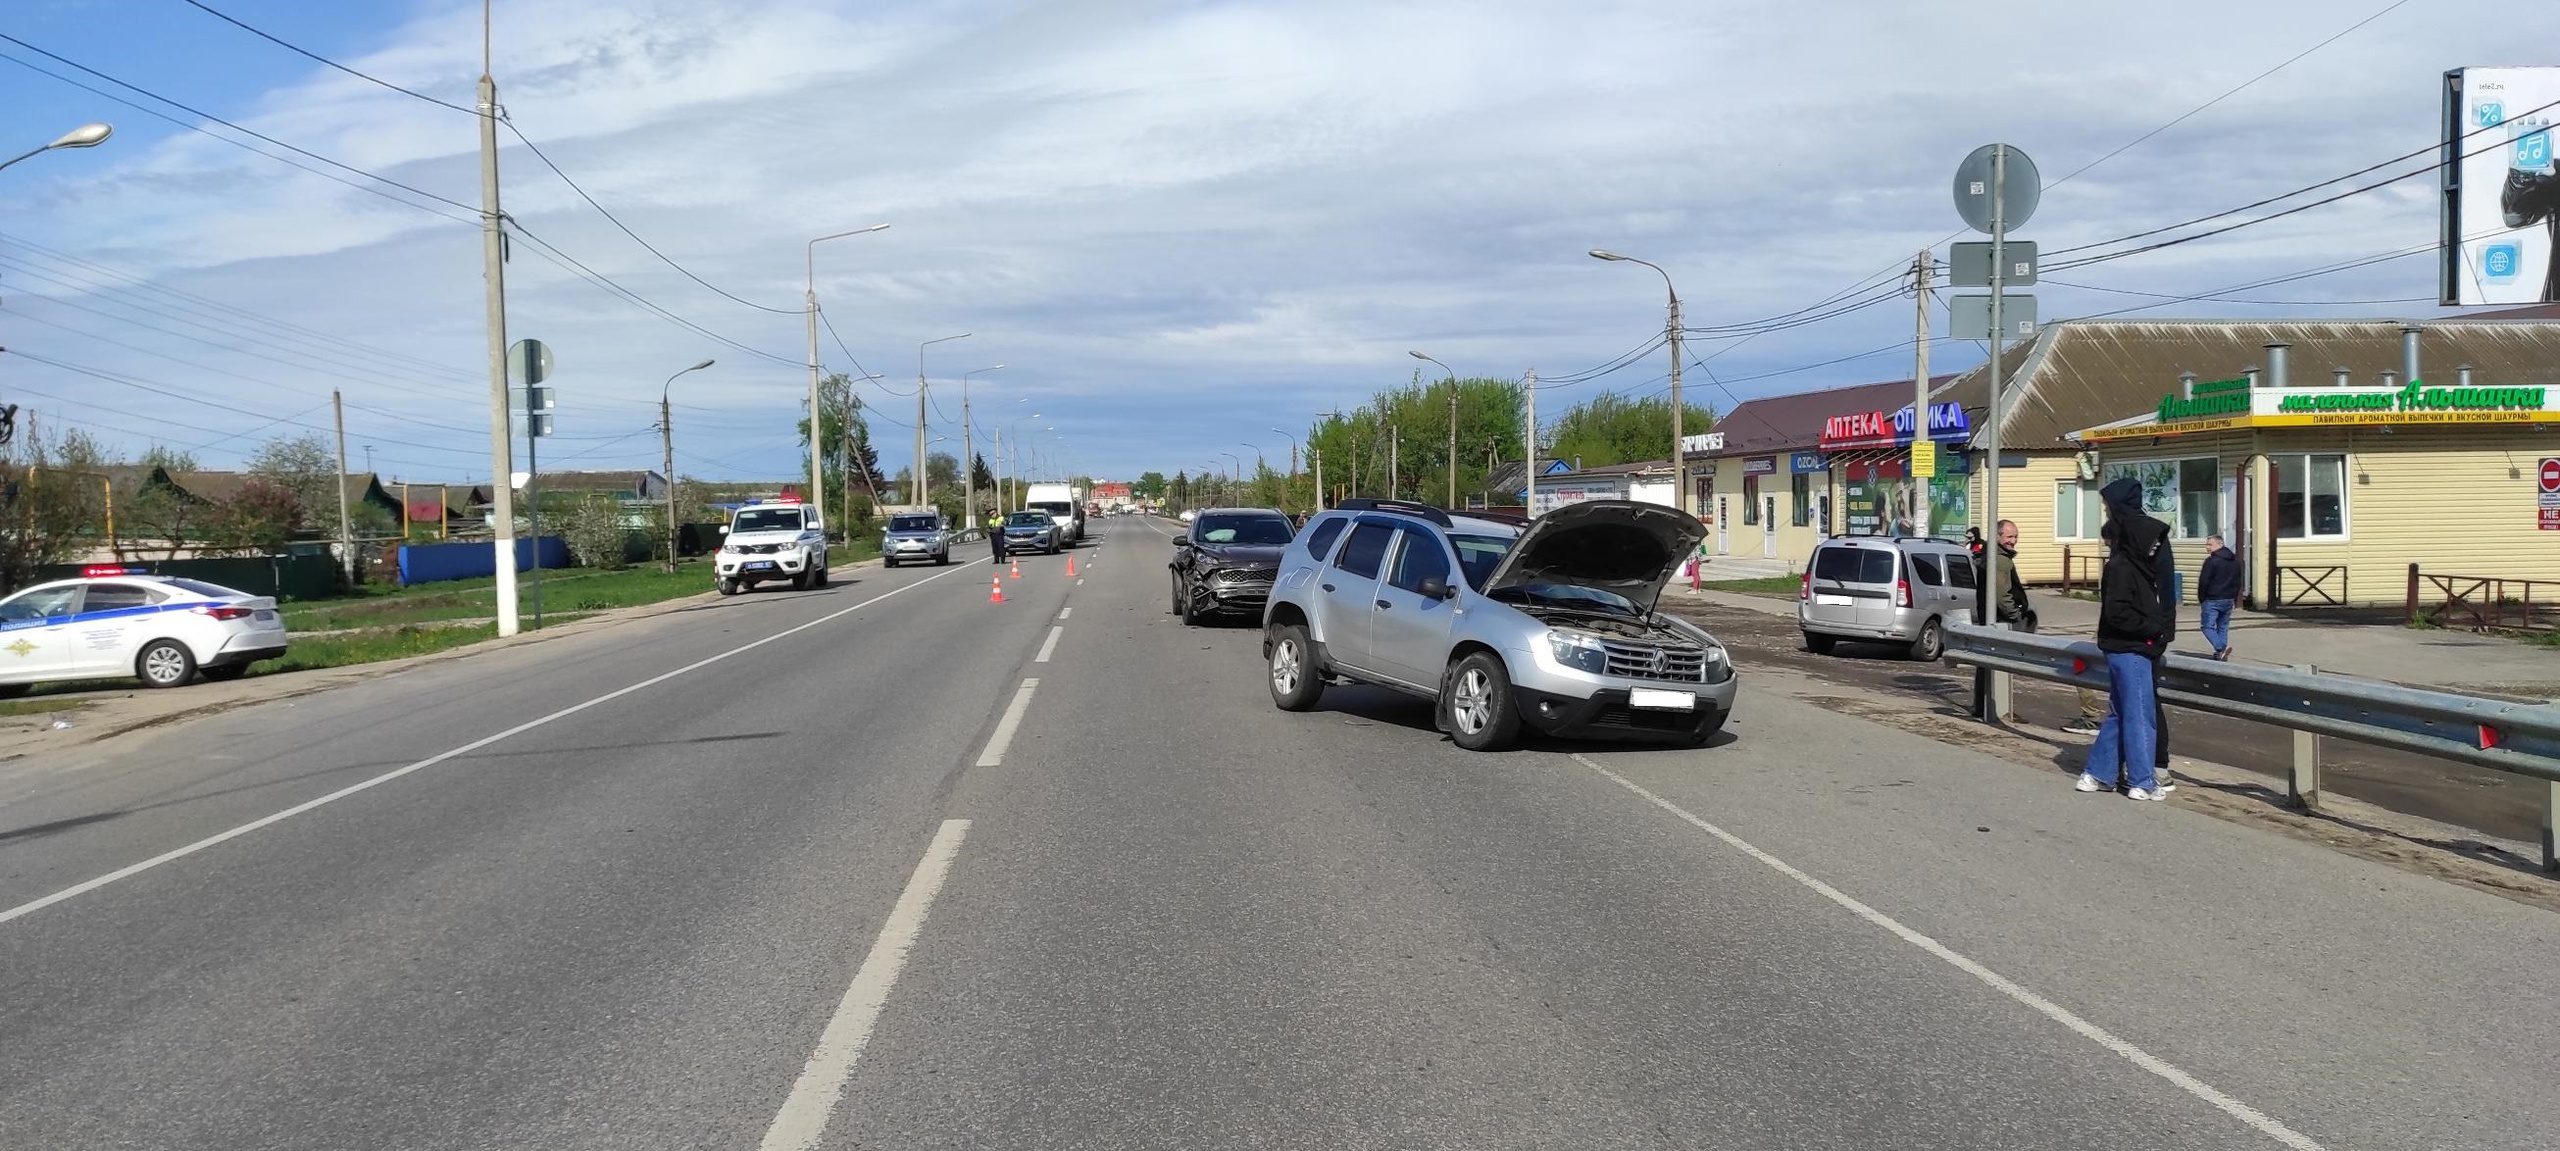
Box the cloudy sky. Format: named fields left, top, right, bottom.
left=0, top=0, right=2550, bottom=486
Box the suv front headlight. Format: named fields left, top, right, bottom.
left=1546, top=630, right=1609, bottom=675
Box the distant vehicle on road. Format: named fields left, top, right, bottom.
left=880, top=509, right=955, bottom=568
left=1169, top=508, right=1295, bottom=625
left=715, top=500, right=828, bottom=594
left=1023, top=483, right=1085, bottom=544
left=1796, top=535, right=1975, bottom=661
left=1261, top=499, right=1735, bottom=751
left=0, top=568, right=288, bottom=692
left=1177, top=509, right=1197, bottom=524
left=1002, top=509, right=1064, bottom=554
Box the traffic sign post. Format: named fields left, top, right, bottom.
left=2539, top=458, right=2560, bottom=530
left=1953, top=143, right=2041, bottom=722
left=510, top=339, right=557, bottom=628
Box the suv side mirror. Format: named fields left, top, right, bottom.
left=1172, top=537, right=1193, bottom=548
left=1418, top=577, right=1453, bottom=600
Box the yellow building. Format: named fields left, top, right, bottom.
left=1954, top=317, right=2560, bottom=606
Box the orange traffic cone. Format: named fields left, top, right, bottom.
left=989, top=576, right=1005, bottom=604
left=1010, top=556, right=1021, bottom=580
left=1065, top=553, right=1077, bottom=578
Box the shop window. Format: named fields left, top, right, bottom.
left=1743, top=476, right=1761, bottom=524
left=1789, top=473, right=1811, bottom=527
left=2177, top=458, right=2221, bottom=539
left=2274, top=454, right=2348, bottom=540
left=2053, top=479, right=2101, bottom=539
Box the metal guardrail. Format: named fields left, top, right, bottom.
left=1942, top=622, right=2560, bottom=870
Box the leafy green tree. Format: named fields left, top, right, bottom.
left=0, top=428, right=111, bottom=591
left=1542, top=393, right=1716, bottom=471
left=562, top=491, right=632, bottom=570
left=795, top=372, right=863, bottom=505
left=246, top=432, right=340, bottom=531
left=1133, top=470, right=1168, bottom=500
left=198, top=478, right=301, bottom=557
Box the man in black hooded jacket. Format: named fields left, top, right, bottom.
left=2078, top=477, right=2177, bottom=800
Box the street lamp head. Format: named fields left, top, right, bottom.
left=1408, top=350, right=1430, bottom=361
left=1589, top=249, right=1625, bottom=261
left=50, top=123, right=111, bottom=150
left=688, top=358, right=715, bottom=371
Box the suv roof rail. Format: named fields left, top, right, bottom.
left=1329, top=498, right=1453, bottom=527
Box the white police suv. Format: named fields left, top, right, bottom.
left=0, top=567, right=290, bottom=694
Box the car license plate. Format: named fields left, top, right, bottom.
left=745, top=561, right=776, bottom=572
left=1813, top=593, right=1852, bottom=607
left=1629, top=688, right=1696, bottom=712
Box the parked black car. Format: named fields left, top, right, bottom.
left=1170, top=508, right=1295, bottom=625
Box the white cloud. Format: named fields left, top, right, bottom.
left=0, top=0, right=2549, bottom=481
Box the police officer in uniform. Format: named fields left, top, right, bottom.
left=987, top=511, right=1007, bottom=565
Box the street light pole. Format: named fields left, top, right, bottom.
left=1592, top=250, right=1685, bottom=517
left=0, top=122, right=111, bottom=176
left=1409, top=351, right=1459, bottom=506
left=475, top=24, right=521, bottom=638
left=661, top=358, right=714, bottom=573
left=805, top=223, right=889, bottom=531
left=961, top=365, right=1003, bottom=524
left=915, top=333, right=970, bottom=509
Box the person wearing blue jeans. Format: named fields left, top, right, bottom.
left=2079, top=477, right=2176, bottom=800
left=2197, top=534, right=2241, bottom=661
left=2082, top=651, right=2160, bottom=795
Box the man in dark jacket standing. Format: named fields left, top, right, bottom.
left=2197, top=534, right=2241, bottom=661
left=2078, top=477, right=2176, bottom=801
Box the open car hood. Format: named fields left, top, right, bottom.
left=1481, top=499, right=1706, bottom=614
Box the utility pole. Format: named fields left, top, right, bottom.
left=914, top=378, right=927, bottom=509
left=1667, top=291, right=1686, bottom=515
left=333, top=389, right=354, bottom=587
left=804, top=302, right=824, bottom=529
left=1389, top=424, right=1399, bottom=499
left=1525, top=368, right=1538, bottom=513
left=661, top=391, right=677, bottom=574
left=1447, top=382, right=1458, bottom=507
left=1312, top=447, right=1324, bottom=510
left=475, top=6, right=521, bottom=638
left=1911, top=248, right=1933, bottom=537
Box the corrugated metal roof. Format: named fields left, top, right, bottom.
left=1946, top=318, right=2560, bottom=449
left=1701, top=374, right=1969, bottom=458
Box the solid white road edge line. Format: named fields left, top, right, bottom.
left=975, top=679, right=1039, bottom=767
left=1568, top=753, right=2327, bottom=1151
left=0, top=561, right=986, bottom=930
left=757, top=818, right=970, bottom=1151
left=1057, top=607, right=1071, bottom=620
left=1035, top=627, right=1063, bottom=663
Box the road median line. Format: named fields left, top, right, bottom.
left=758, top=818, right=970, bottom=1151
left=1035, top=627, right=1063, bottom=663
left=975, top=679, right=1039, bottom=767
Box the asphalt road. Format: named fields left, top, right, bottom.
left=2, top=517, right=2555, bottom=1150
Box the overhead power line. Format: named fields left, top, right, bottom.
left=174, top=0, right=477, bottom=114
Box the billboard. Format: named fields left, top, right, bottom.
left=2444, top=67, right=2560, bottom=306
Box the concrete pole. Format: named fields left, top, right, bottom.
left=661, top=392, right=677, bottom=573
left=333, top=389, right=354, bottom=586
left=475, top=61, right=520, bottom=637
left=1668, top=290, right=1685, bottom=516
left=1525, top=368, right=1538, bottom=514
left=805, top=289, right=824, bottom=529
left=1911, top=249, right=1933, bottom=537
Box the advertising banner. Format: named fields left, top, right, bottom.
left=2445, top=67, right=2560, bottom=306
left=1529, top=478, right=1627, bottom=516
left=1843, top=460, right=1968, bottom=539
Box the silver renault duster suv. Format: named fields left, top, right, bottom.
left=1261, top=499, right=1736, bottom=751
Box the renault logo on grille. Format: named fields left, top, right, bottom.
left=1643, top=650, right=1664, bottom=674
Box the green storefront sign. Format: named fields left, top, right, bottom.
left=2157, top=376, right=2249, bottom=422
left=2273, top=381, right=2548, bottom=415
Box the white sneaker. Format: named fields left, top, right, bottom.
left=2075, top=774, right=2104, bottom=793
left=2127, top=787, right=2164, bottom=801
left=2154, top=771, right=2177, bottom=794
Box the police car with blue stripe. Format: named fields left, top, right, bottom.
left=0, top=567, right=290, bottom=694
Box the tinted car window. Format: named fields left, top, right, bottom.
left=888, top=515, right=941, bottom=532
left=1947, top=553, right=1978, bottom=589
left=164, top=579, right=246, bottom=599
left=1448, top=533, right=1509, bottom=590
left=1813, top=546, right=1895, bottom=584
left=1303, top=517, right=1350, bottom=561
left=1334, top=522, right=1392, bottom=579
left=1908, top=554, right=1942, bottom=586
left=82, top=583, right=157, bottom=611
left=1387, top=530, right=1452, bottom=594
left=1005, top=512, right=1051, bottom=526
left=1196, top=515, right=1294, bottom=546
left=0, top=587, right=79, bottom=621
left=732, top=508, right=805, bottom=533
